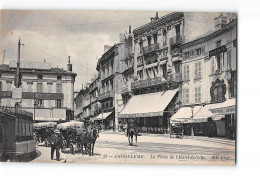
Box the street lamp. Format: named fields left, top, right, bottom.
left=190, top=105, right=194, bottom=136
left=33, top=94, right=37, bottom=122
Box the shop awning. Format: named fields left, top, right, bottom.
left=209, top=98, right=236, bottom=115
left=170, top=106, right=203, bottom=124
left=92, top=112, right=113, bottom=121
left=119, top=89, right=178, bottom=118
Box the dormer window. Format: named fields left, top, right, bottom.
left=37, top=74, right=43, bottom=79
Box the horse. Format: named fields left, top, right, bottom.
left=127, top=127, right=137, bottom=146
left=80, top=128, right=99, bottom=156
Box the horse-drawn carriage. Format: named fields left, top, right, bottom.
left=33, top=122, right=57, bottom=146
left=56, top=121, right=99, bottom=156
left=170, top=124, right=184, bottom=139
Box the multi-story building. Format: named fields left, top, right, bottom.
left=171, top=13, right=237, bottom=138
left=0, top=57, right=76, bottom=122
left=118, top=12, right=184, bottom=132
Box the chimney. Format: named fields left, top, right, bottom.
left=150, top=11, right=159, bottom=22
left=214, top=13, right=228, bottom=30
left=129, top=25, right=131, bottom=34
left=67, top=56, right=72, bottom=72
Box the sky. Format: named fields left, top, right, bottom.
left=0, top=10, right=221, bottom=91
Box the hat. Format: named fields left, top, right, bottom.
left=54, top=130, right=60, bottom=134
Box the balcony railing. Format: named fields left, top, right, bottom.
left=142, top=43, right=159, bottom=54
left=131, top=77, right=165, bottom=89
left=98, top=90, right=114, bottom=100
left=169, top=35, right=185, bottom=45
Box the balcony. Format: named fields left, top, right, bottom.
left=142, top=43, right=159, bottom=54
left=169, top=35, right=185, bottom=46
left=98, top=90, right=114, bottom=100
left=131, top=77, right=166, bottom=89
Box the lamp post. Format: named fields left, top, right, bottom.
left=190, top=105, right=194, bottom=136
left=33, top=94, right=37, bottom=122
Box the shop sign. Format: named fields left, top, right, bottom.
left=209, top=45, right=227, bottom=58
left=22, top=92, right=64, bottom=100
left=210, top=106, right=236, bottom=115
left=0, top=91, right=12, bottom=98
left=119, top=111, right=163, bottom=118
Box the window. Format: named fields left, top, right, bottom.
left=212, top=86, right=224, bottom=102
left=147, top=36, right=152, bottom=46
left=184, top=52, right=189, bottom=59
left=37, top=75, right=43, bottom=79
left=174, top=62, right=181, bottom=74
left=140, top=40, right=143, bottom=54
left=35, top=99, right=44, bottom=108
left=175, top=24, right=180, bottom=36
left=56, top=83, right=62, bottom=93
left=138, top=71, right=143, bottom=80
left=0, top=81, right=2, bottom=91
left=196, top=48, right=202, bottom=56
left=227, top=50, right=232, bottom=69
left=161, top=64, right=167, bottom=76
left=57, top=76, right=62, bottom=80
left=163, top=30, right=167, bottom=45
left=183, top=88, right=189, bottom=104
left=183, top=65, right=190, bottom=80
left=189, top=50, right=194, bottom=57
left=56, top=99, right=63, bottom=108
left=216, top=54, right=222, bottom=71
left=195, top=62, right=202, bottom=79
left=216, top=40, right=221, bottom=47
left=110, top=80, right=113, bottom=91
left=37, top=83, right=43, bottom=92
left=153, top=34, right=157, bottom=44
left=211, top=58, right=215, bottom=74
left=195, top=87, right=201, bottom=103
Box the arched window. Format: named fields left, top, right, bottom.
left=210, top=79, right=226, bottom=103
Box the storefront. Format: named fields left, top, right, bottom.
left=170, top=98, right=236, bottom=138
left=118, top=89, right=178, bottom=133
left=91, top=111, right=114, bottom=130
left=210, top=98, right=236, bottom=139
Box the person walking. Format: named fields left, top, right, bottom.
left=50, top=131, right=56, bottom=160
left=50, top=130, right=63, bottom=161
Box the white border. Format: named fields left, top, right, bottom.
left=1, top=0, right=260, bottom=176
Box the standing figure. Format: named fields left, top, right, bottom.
left=50, top=130, right=63, bottom=161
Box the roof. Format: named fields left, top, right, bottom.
left=0, top=64, right=77, bottom=77
left=133, top=12, right=184, bottom=37
left=181, top=19, right=237, bottom=49
left=119, top=89, right=178, bottom=118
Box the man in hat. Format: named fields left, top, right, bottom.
left=50, top=130, right=63, bottom=161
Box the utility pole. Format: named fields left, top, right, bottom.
left=2, top=50, right=6, bottom=64
left=14, top=38, right=24, bottom=112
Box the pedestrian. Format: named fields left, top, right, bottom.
left=50, top=131, right=56, bottom=160
left=50, top=130, right=63, bottom=161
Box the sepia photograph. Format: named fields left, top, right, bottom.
left=0, top=10, right=237, bottom=166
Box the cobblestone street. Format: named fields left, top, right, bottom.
left=32, top=131, right=235, bottom=165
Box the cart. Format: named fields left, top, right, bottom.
left=170, top=124, right=184, bottom=139
left=33, top=122, right=57, bottom=146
